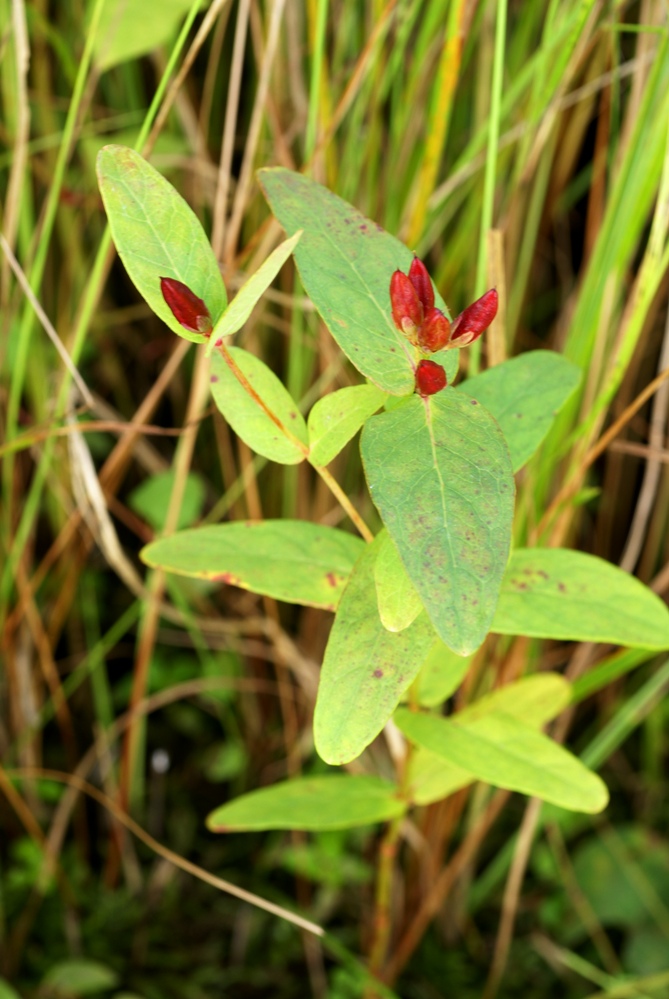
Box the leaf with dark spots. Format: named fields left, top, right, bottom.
left=258, top=168, right=459, bottom=394
left=314, top=536, right=436, bottom=765
left=141, top=520, right=364, bottom=610
left=361, top=391, right=515, bottom=655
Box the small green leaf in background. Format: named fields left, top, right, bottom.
left=361, top=391, right=515, bottom=656
left=493, top=548, right=669, bottom=649
left=207, top=775, right=404, bottom=831
left=314, top=536, right=436, bottom=765
left=395, top=708, right=609, bottom=813
left=456, top=351, right=581, bottom=472
left=41, top=959, right=119, bottom=996
left=374, top=531, right=424, bottom=632
left=210, top=346, right=307, bottom=464
left=0, top=980, right=21, bottom=999
left=94, top=0, right=206, bottom=71
left=97, top=146, right=226, bottom=343
left=259, top=168, right=458, bottom=395
left=410, top=640, right=472, bottom=707
left=141, top=521, right=364, bottom=610
left=308, top=384, right=388, bottom=466
left=128, top=470, right=206, bottom=531
left=206, top=231, right=303, bottom=355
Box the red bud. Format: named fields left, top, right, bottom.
left=415, top=359, right=447, bottom=396
left=418, top=307, right=451, bottom=352
left=408, top=257, right=435, bottom=312
left=390, top=270, right=423, bottom=341
left=450, top=289, right=498, bottom=347
left=160, top=277, right=212, bottom=334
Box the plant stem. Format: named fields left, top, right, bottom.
left=366, top=813, right=404, bottom=992
left=215, top=339, right=374, bottom=541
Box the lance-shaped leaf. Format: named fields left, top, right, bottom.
left=406, top=675, right=573, bottom=805
left=97, top=145, right=226, bottom=342
left=396, top=708, right=609, bottom=813
left=210, top=346, right=308, bottom=464
left=493, top=548, right=669, bottom=649
left=308, top=384, right=388, bottom=466
left=361, top=392, right=515, bottom=655
left=374, top=531, right=424, bottom=632
left=314, top=536, right=436, bottom=765
left=207, top=775, right=404, bottom=832
left=456, top=351, right=581, bottom=472
left=259, top=168, right=458, bottom=395
left=205, top=231, right=303, bottom=355
left=141, top=521, right=364, bottom=610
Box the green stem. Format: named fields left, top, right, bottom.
left=470, top=0, right=507, bottom=376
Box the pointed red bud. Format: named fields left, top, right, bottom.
left=390, top=270, right=423, bottom=341
left=415, top=359, right=447, bottom=396
left=418, top=307, right=451, bottom=352
left=408, top=257, right=435, bottom=312
left=450, top=289, right=498, bottom=347
left=160, top=277, right=212, bottom=334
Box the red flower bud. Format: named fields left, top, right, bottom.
left=408, top=257, right=435, bottom=312
left=160, top=277, right=212, bottom=334
left=390, top=270, right=423, bottom=341
left=415, top=359, right=447, bottom=396
left=418, top=307, right=451, bottom=352
left=450, top=289, right=498, bottom=347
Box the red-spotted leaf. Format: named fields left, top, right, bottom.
left=360, top=391, right=515, bottom=655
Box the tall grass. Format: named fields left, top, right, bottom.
left=2, top=1, right=669, bottom=995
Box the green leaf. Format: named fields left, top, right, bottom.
left=374, top=531, right=424, bottom=632
left=314, top=536, right=436, bottom=765
left=94, top=0, right=206, bottom=70
left=411, top=640, right=472, bottom=707
left=42, top=959, right=119, bottom=996
left=206, top=231, right=303, bottom=355
left=407, top=748, right=473, bottom=806
left=206, top=775, right=404, bottom=832
left=128, top=470, right=206, bottom=532
left=0, top=980, right=22, bottom=999
left=97, top=146, right=226, bottom=343
left=308, top=384, right=388, bottom=466
left=210, top=346, right=308, bottom=464
left=456, top=351, right=581, bottom=472
left=493, top=548, right=669, bottom=649
left=141, top=521, right=365, bottom=610
left=258, top=168, right=458, bottom=395
left=395, top=708, right=609, bottom=813
left=458, top=674, right=572, bottom=726
left=360, top=391, right=515, bottom=655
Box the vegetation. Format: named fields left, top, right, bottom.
left=2, top=1, right=669, bottom=997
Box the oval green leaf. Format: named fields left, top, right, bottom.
left=206, top=775, right=404, bottom=832
left=411, top=640, right=472, bottom=707
left=258, top=168, right=458, bottom=395
left=42, top=959, right=119, bottom=996
left=455, top=351, right=581, bottom=472
left=395, top=708, right=609, bottom=813
left=374, top=531, right=424, bottom=632
left=95, top=0, right=206, bottom=70
left=308, top=384, right=388, bottom=466
left=141, top=521, right=365, bottom=610
left=210, top=346, right=308, bottom=464
left=97, top=145, right=226, bottom=343
left=314, top=536, right=436, bottom=765
left=360, top=391, right=515, bottom=655
left=493, top=548, right=669, bottom=649
left=206, top=231, right=303, bottom=355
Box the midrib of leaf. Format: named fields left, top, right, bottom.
left=424, top=396, right=461, bottom=636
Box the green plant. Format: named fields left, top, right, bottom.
left=95, top=144, right=669, bottom=988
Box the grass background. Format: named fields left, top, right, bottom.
left=2, top=0, right=669, bottom=996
